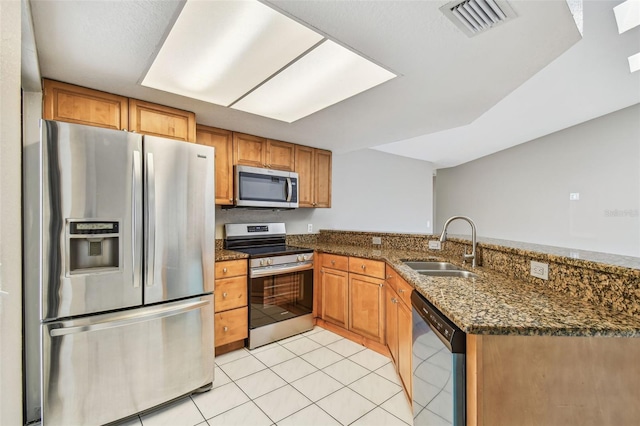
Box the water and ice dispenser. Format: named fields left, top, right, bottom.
left=67, top=220, right=120, bottom=273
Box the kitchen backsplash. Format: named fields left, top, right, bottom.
left=217, top=229, right=640, bottom=317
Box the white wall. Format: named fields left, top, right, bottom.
left=436, top=104, right=640, bottom=257
left=0, top=1, right=23, bottom=424
left=216, top=148, right=434, bottom=236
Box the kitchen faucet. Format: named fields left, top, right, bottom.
left=439, top=216, right=478, bottom=268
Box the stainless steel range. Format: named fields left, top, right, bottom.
left=224, top=223, right=314, bottom=349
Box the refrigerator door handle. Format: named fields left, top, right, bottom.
left=49, top=299, right=209, bottom=337
left=132, top=150, right=142, bottom=288
left=286, top=177, right=292, bottom=202
left=146, top=152, right=156, bottom=287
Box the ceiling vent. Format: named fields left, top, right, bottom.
left=440, top=0, right=517, bottom=37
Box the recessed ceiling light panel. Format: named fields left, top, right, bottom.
left=614, top=0, right=640, bottom=34
left=231, top=40, right=397, bottom=123
left=142, top=0, right=323, bottom=106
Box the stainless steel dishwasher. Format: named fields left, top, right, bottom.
left=411, top=290, right=466, bottom=426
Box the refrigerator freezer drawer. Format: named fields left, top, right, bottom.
left=41, top=295, right=213, bottom=426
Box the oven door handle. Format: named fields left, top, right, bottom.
left=250, top=262, right=313, bottom=278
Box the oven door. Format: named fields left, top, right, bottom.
left=235, top=165, right=298, bottom=208
left=248, top=263, right=313, bottom=340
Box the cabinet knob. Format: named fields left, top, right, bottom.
left=398, top=289, right=405, bottom=294
left=222, top=267, right=227, bottom=273
left=229, top=198, right=233, bottom=202
left=386, top=274, right=393, bottom=279
left=222, top=292, right=228, bottom=298
left=379, top=283, right=383, bottom=287
left=223, top=326, right=228, bottom=332
left=361, top=264, right=366, bottom=270
left=331, top=260, right=335, bottom=265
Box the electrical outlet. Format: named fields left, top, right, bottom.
left=530, top=261, right=549, bottom=280
left=428, top=240, right=442, bottom=250
left=569, top=192, right=580, bottom=201
left=307, top=224, right=313, bottom=233
left=372, top=236, right=382, bottom=245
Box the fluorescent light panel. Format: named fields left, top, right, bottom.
left=142, top=0, right=323, bottom=106
left=613, top=0, right=640, bottom=34
left=231, top=40, right=396, bottom=122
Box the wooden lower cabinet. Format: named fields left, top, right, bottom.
left=349, top=273, right=385, bottom=342
left=319, top=254, right=386, bottom=346
left=214, top=259, right=248, bottom=353
left=385, top=265, right=412, bottom=400
left=467, top=334, right=640, bottom=426
left=320, top=267, right=349, bottom=328
left=215, top=306, right=248, bottom=347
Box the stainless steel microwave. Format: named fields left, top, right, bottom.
left=234, top=165, right=299, bottom=209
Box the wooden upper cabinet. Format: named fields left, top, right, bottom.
left=197, top=125, right=234, bottom=205
left=266, top=139, right=295, bottom=171
left=233, top=132, right=267, bottom=168
left=128, top=99, right=196, bottom=142
left=42, top=79, right=128, bottom=130
left=315, top=149, right=332, bottom=208
left=295, top=145, right=315, bottom=207
left=295, top=146, right=332, bottom=208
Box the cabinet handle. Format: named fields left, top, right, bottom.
left=222, top=267, right=227, bottom=273
left=222, top=292, right=228, bottom=298
left=223, top=326, right=228, bottom=332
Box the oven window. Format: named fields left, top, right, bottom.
left=250, top=269, right=313, bottom=329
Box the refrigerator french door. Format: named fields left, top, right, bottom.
left=24, top=120, right=215, bottom=426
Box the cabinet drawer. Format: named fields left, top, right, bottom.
left=215, top=260, right=248, bottom=279
left=349, top=257, right=385, bottom=279
left=396, top=275, right=413, bottom=308
left=215, top=306, right=248, bottom=347
left=321, top=254, right=349, bottom=271
left=215, top=276, right=247, bottom=312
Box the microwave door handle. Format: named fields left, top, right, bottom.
left=286, top=177, right=292, bottom=202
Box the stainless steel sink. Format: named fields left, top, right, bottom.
left=418, top=270, right=478, bottom=278
left=403, top=261, right=463, bottom=271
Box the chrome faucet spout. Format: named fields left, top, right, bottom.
left=439, top=216, right=478, bottom=268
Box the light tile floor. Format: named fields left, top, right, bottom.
left=119, top=326, right=413, bottom=426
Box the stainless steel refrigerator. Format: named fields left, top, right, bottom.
left=23, top=120, right=215, bottom=426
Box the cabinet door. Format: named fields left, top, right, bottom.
left=267, top=139, right=295, bottom=171
left=43, top=79, right=128, bottom=130
left=321, top=268, right=349, bottom=328
left=129, top=99, right=196, bottom=142
left=386, top=287, right=399, bottom=365
left=314, top=149, right=332, bottom=208
left=233, top=132, right=267, bottom=167
left=349, top=274, right=385, bottom=342
left=294, top=145, right=315, bottom=207
left=397, top=300, right=412, bottom=398
left=197, top=125, right=234, bottom=205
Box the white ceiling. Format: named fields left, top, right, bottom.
left=26, top=1, right=639, bottom=168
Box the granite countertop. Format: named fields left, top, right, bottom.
left=215, top=249, right=249, bottom=262
left=294, top=242, right=640, bottom=338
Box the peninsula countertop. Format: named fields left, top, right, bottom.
left=292, top=242, right=640, bottom=338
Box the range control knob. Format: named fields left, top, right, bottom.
left=266, top=258, right=273, bottom=266
left=259, top=259, right=266, bottom=267
left=302, top=254, right=309, bottom=261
